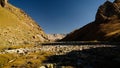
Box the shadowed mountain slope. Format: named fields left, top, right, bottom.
left=0, top=0, right=48, bottom=45
left=62, top=0, right=120, bottom=42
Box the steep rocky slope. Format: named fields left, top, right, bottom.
left=62, top=0, right=120, bottom=42
left=0, top=0, right=48, bottom=46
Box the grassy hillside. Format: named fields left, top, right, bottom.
left=0, top=3, right=48, bottom=46
left=0, top=6, right=20, bottom=26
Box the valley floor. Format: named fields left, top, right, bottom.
left=0, top=42, right=120, bottom=68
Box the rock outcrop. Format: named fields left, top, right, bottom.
left=0, top=0, right=48, bottom=45
left=62, top=0, right=120, bottom=42
left=0, top=0, right=7, bottom=7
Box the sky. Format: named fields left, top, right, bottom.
left=9, top=0, right=114, bottom=34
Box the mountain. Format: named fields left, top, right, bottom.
left=0, top=0, right=48, bottom=46
left=47, top=34, right=66, bottom=41
left=62, top=0, right=120, bottom=42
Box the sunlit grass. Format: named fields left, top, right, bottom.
left=0, top=44, right=35, bottom=52
left=0, top=45, right=53, bottom=68
left=106, top=30, right=120, bottom=36
left=0, top=53, right=16, bottom=68
left=0, top=7, right=20, bottom=26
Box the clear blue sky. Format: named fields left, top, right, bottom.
left=9, top=0, right=114, bottom=34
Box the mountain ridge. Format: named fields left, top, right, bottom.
left=62, top=0, right=120, bottom=42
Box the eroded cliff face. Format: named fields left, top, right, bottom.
left=0, top=0, right=48, bottom=45
left=62, top=0, right=120, bottom=41
left=95, top=0, right=120, bottom=23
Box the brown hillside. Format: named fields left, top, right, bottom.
left=0, top=0, right=48, bottom=46
left=62, top=0, right=120, bottom=42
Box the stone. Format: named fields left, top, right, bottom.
left=0, top=0, right=7, bottom=7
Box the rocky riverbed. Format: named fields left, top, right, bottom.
left=39, top=44, right=120, bottom=68
left=1, top=43, right=119, bottom=68
left=2, top=44, right=115, bottom=55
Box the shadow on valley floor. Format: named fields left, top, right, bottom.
left=41, top=41, right=120, bottom=46
left=43, top=46, right=120, bottom=68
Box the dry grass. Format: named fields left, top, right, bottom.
left=0, top=54, right=16, bottom=68
left=0, top=3, right=48, bottom=46
left=105, top=30, right=120, bottom=36
left=0, top=45, right=8, bottom=51
left=0, top=7, right=20, bottom=26
left=0, top=50, right=53, bottom=68
left=0, top=44, right=34, bottom=52
left=0, top=44, right=51, bottom=68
